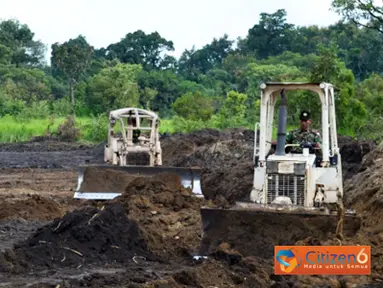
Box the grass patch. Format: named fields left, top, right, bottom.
left=0, top=114, right=357, bottom=144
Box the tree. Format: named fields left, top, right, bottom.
left=356, top=73, right=383, bottom=116
left=332, top=0, right=383, bottom=33
left=51, top=35, right=94, bottom=115
left=0, top=65, right=51, bottom=104
left=172, top=91, right=215, bottom=121
left=105, top=30, right=174, bottom=70
left=178, top=34, right=234, bottom=80
left=0, top=19, right=46, bottom=67
left=215, top=90, right=248, bottom=128
left=240, top=9, right=296, bottom=59
left=139, top=87, right=158, bottom=110
left=87, top=63, right=142, bottom=114
left=137, top=70, right=183, bottom=116
left=244, top=62, right=305, bottom=102
left=0, top=44, right=11, bottom=64
left=310, top=45, right=368, bottom=131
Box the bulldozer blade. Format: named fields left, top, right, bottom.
left=73, top=164, right=203, bottom=200
left=198, top=204, right=361, bottom=258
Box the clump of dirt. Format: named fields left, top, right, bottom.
left=0, top=195, right=64, bottom=221
left=114, top=173, right=206, bottom=262
left=56, top=115, right=81, bottom=141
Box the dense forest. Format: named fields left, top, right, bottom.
left=1, top=0, right=383, bottom=142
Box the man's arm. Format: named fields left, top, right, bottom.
left=313, top=131, right=322, bottom=148
left=285, top=131, right=293, bottom=144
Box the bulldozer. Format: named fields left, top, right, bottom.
left=73, top=107, right=202, bottom=200
left=198, top=82, right=362, bottom=257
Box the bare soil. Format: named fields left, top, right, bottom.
left=0, top=129, right=380, bottom=287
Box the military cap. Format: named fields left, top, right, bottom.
left=300, top=111, right=311, bottom=121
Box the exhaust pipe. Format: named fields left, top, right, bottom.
left=275, top=89, right=287, bottom=156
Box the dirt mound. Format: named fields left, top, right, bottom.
left=160, top=129, right=374, bottom=203
left=0, top=195, right=64, bottom=221
left=161, top=128, right=254, bottom=169
left=1, top=171, right=205, bottom=272
left=201, top=162, right=254, bottom=204
left=2, top=204, right=156, bottom=272
left=345, top=141, right=383, bottom=208
left=342, top=142, right=383, bottom=276
left=198, top=208, right=361, bottom=259
left=115, top=173, right=205, bottom=261
left=338, top=135, right=376, bottom=179
left=160, top=128, right=254, bottom=203
left=0, top=138, right=95, bottom=152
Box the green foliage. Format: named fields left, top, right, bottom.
left=332, top=0, right=383, bottom=33
left=0, top=19, right=46, bottom=67
left=240, top=9, right=295, bottom=58
left=51, top=35, right=94, bottom=115
left=139, top=87, right=158, bottom=110
left=87, top=63, right=142, bottom=114
left=214, top=90, right=248, bottom=128
left=0, top=64, right=51, bottom=103
left=310, top=45, right=368, bottom=131
left=356, top=73, right=383, bottom=116
left=78, top=114, right=108, bottom=142
left=172, top=91, right=215, bottom=121
left=2, top=6, right=383, bottom=142
left=137, top=69, right=184, bottom=116
left=51, top=35, right=94, bottom=81
left=105, top=30, right=175, bottom=70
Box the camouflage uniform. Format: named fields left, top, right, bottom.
left=285, top=128, right=322, bottom=153
left=133, top=129, right=141, bottom=143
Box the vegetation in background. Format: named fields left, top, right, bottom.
left=2, top=2, right=383, bottom=142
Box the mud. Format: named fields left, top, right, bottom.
left=199, top=208, right=361, bottom=259
left=0, top=138, right=104, bottom=169
left=0, top=173, right=203, bottom=272
left=0, top=194, right=64, bottom=221
left=0, top=220, right=49, bottom=253
left=4, top=204, right=156, bottom=272
left=0, top=128, right=379, bottom=287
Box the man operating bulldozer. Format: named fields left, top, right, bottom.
left=285, top=111, right=322, bottom=154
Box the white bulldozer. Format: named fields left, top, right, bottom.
left=74, top=107, right=202, bottom=200
left=199, top=82, right=361, bottom=254
left=249, top=82, right=347, bottom=214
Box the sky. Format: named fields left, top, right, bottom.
left=0, top=0, right=342, bottom=62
